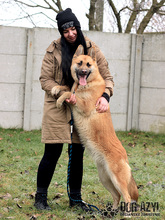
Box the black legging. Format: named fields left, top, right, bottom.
left=37, top=143, right=84, bottom=195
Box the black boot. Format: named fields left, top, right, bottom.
left=69, top=193, right=92, bottom=212
left=34, top=193, right=51, bottom=210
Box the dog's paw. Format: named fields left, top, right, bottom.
left=51, top=86, right=70, bottom=97
left=51, top=86, right=60, bottom=96
left=56, top=99, right=63, bottom=108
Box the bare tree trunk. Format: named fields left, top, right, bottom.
left=86, top=0, right=104, bottom=31
left=125, top=0, right=138, bottom=33
left=87, top=0, right=97, bottom=30
left=95, top=0, right=104, bottom=31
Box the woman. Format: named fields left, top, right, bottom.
left=34, top=8, right=114, bottom=211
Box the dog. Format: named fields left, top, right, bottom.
left=53, top=45, right=139, bottom=212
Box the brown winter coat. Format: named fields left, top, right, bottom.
left=40, top=37, right=114, bottom=144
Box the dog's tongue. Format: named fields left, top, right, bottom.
left=79, top=75, right=87, bottom=86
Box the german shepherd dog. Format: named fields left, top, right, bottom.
left=52, top=45, right=138, bottom=212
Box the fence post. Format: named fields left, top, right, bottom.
left=127, top=34, right=136, bottom=131
left=127, top=34, right=144, bottom=131
left=23, top=29, right=34, bottom=130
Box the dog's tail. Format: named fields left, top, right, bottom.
left=128, top=174, right=139, bottom=202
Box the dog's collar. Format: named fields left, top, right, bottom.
left=78, top=84, right=89, bottom=89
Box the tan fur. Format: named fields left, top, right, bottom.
left=56, top=45, right=138, bottom=209
left=51, top=85, right=70, bottom=97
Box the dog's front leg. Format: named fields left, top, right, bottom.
left=51, top=85, right=70, bottom=97
left=71, top=82, right=78, bottom=93
left=56, top=82, right=78, bottom=108
left=56, top=92, right=72, bottom=108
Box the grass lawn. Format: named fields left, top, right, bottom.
left=0, top=128, right=164, bottom=219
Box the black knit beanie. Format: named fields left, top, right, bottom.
left=56, top=8, right=81, bottom=35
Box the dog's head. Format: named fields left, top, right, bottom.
left=71, top=45, right=99, bottom=86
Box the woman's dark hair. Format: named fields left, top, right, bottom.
left=61, top=27, right=87, bottom=88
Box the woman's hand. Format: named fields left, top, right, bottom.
left=96, top=97, right=109, bottom=113
left=65, top=93, right=77, bottom=105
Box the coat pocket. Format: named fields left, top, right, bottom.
left=53, top=57, right=62, bottom=84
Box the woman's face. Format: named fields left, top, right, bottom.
left=63, top=26, right=77, bottom=44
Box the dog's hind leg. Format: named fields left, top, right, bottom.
left=96, top=162, right=121, bottom=210
left=107, top=161, right=133, bottom=209
left=128, top=175, right=139, bottom=202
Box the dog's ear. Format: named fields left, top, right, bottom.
left=73, top=45, right=84, bottom=58
left=88, top=46, right=96, bottom=61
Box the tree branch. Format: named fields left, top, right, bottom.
left=137, top=0, right=165, bottom=34
left=43, top=0, right=58, bottom=12
left=15, top=1, right=37, bottom=26
left=0, top=12, right=56, bottom=26
left=119, top=6, right=149, bottom=14
left=55, top=0, right=63, bottom=11
left=13, top=0, right=50, bottom=9
left=1, top=0, right=62, bottom=27
left=157, top=10, right=165, bottom=15
left=107, top=0, right=122, bottom=32
left=13, top=0, right=60, bottom=13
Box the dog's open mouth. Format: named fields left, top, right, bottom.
left=79, top=74, right=87, bottom=86
left=76, top=70, right=91, bottom=86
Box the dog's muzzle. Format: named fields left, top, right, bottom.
left=76, top=69, right=91, bottom=86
